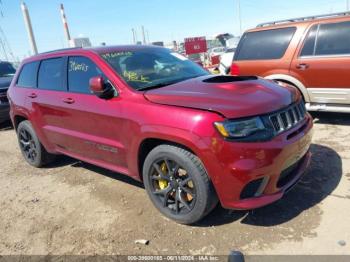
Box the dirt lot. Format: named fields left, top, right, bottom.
left=0, top=112, right=349, bottom=256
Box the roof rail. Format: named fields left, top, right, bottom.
left=257, top=11, right=350, bottom=28
left=38, top=47, right=82, bottom=55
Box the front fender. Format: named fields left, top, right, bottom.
left=127, top=124, right=215, bottom=181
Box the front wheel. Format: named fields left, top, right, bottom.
left=142, top=145, right=218, bottom=224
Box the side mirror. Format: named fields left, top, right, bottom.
left=89, top=76, right=115, bottom=99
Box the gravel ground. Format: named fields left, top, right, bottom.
left=0, top=112, right=349, bottom=256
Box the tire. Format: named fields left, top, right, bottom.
left=17, top=120, right=56, bottom=167
left=142, top=144, right=218, bottom=224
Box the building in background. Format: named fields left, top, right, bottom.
left=69, top=37, right=92, bottom=48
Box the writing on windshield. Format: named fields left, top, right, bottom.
left=100, top=48, right=208, bottom=90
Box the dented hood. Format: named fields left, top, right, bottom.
left=144, top=75, right=298, bottom=118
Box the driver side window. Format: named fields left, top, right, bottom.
left=68, top=56, right=106, bottom=94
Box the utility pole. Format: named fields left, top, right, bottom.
left=132, top=28, right=136, bottom=44
left=141, top=26, right=146, bottom=44
left=60, top=3, right=72, bottom=47
left=21, top=2, right=38, bottom=55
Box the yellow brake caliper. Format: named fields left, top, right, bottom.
left=158, top=162, right=169, bottom=190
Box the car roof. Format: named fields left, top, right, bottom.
left=247, top=12, right=350, bottom=32
left=22, top=45, right=165, bottom=63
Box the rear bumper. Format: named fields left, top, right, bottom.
left=201, top=114, right=313, bottom=210
left=0, top=103, right=10, bottom=123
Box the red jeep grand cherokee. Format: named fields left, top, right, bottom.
left=8, top=46, right=313, bottom=224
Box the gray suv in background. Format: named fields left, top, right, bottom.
left=0, top=61, right=16, bottom=123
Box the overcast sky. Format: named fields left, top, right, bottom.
left=0, top=0, right=348, bottom=61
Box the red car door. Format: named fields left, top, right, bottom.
left=58, top=55, right=128, bottom=173
left=11, top=61, right=40, bottom=122
left=29, top=57, right=74, bottom=152
left=31, top=55, right=128, bottom=173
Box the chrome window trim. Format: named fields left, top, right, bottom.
left=299, top=53, right=350, bottom=59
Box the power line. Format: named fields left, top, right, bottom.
left=0, top=1, right=16, bottom=61
left=0, top=25, right=16, bottom=62
left=0, top=38, right=9, bottom=61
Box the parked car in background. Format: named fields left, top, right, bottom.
left=209, top=46, right=227, bottom=57
left=230, top=12, right=350, bottom=113
left=0, top=61, right=16, bottom=123
left=217, top=35, right=240, bottom=75
left=218, top=47, right=236, bottom=75
left=8, top=46, right=312, bottom=224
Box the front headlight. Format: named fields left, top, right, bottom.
left=214, top=117, right=267, bottom=140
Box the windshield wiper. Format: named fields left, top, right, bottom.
left=137, top=76, right=202, bottom=91
left=0, top=73, right=15, bottom=77
left=137, top=82, right=173, bottom=91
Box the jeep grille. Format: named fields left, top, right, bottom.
left=269, top=101, right=307, bottom=134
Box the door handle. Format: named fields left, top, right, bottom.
left=62, top=98, right=75, bottom=104
left=296, top=63, right=309, bottom=70
left=28, top=93, right=37, bottom=99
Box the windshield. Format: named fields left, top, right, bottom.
left=100, top=48, right=209, bottom=90
left=0, top=62, right=16, bottom=77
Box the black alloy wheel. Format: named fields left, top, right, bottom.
left=19, top=128, right=38, bottom=163
left=149, top=158, right=196, bottom=215
left=143, top=144, right=218, bottom=224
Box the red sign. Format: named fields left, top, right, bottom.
left=184, top=37, right=207, bottom=55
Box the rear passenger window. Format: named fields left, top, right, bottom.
left=300, top=25, right=318, bottom=57
left=68, top=56, right=104, bottom=94
left=315, top=21, right=350, bottom=56
left=235, top=27, right=296, bottom=60
left=17, top=61, right=39, bottom=88
left=38, top=58, right=65, bottom=91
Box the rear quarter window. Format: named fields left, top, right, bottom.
left=38, top=57, right=65, bottom=91
left=17, top=61, right=40, bottom=88
left=235, top=27, right=296, bottom=60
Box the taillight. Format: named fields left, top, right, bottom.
left=230, top=63, right=240, bottom=76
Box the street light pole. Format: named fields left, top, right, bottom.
left=146, top=30, right=150, bottom=44
left=132, top=28, right=136, bottom=44
left=141, top=26, right=146, bottom=44
left=237, top=0, right=242, bottom=36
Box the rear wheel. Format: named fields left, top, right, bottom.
left=17, top=120, right=55, bottom=167
left=143, top=144, right=218, bottom=224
